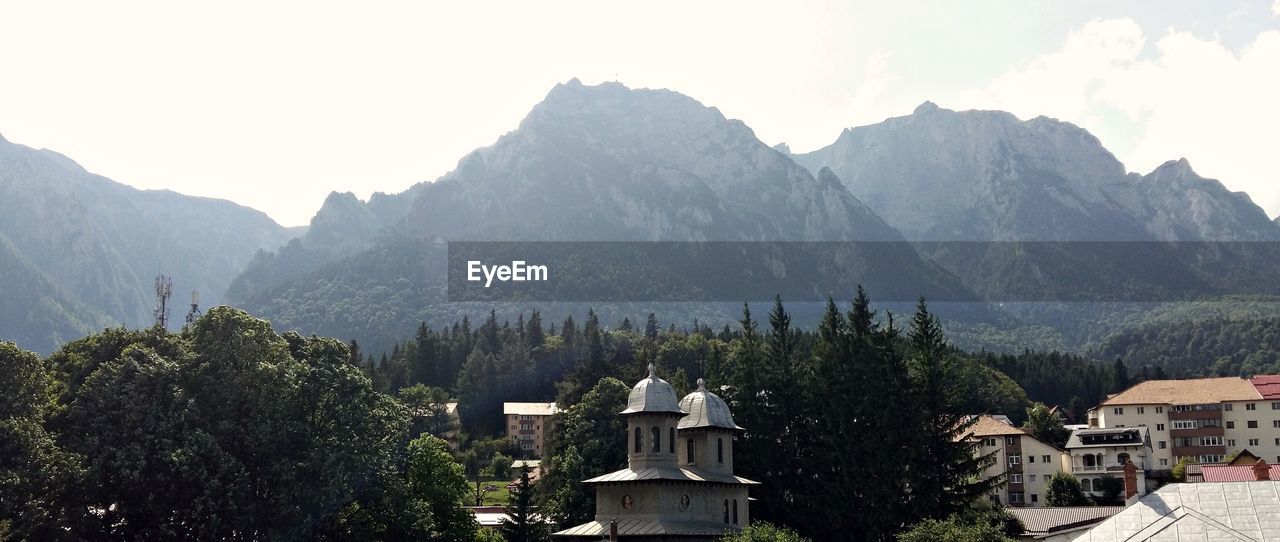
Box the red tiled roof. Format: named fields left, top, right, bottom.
left=1200, top=465, right=1280, bottom=482
left=1251, top=375, right=1280, bottom=400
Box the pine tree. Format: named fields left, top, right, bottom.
left=1112, top=357, right=1131, bottom=392
left=645, top=313, right=660, bottom=340
left=907, top=298, right=1001, bottom=520
left=528, top=311, right=545, bottom=349
left=499, top=467, right=550, bottom=542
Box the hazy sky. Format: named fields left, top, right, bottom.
left=1, top=1, right=1278, bottom=226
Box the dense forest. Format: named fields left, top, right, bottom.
left=0, top=289, right=1258, bottom=542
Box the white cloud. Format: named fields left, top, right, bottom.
left=947, top=18, right=1280, bottom=217
left=1274, top=0, right=1280, bottom=16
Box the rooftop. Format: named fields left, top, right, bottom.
left=1252, top=375, right=1280, bottom=400
left=966, top=414, right=1030, bottom=438
left=1007, top=506, right=1123, bottom=536
left=620, top=364, right=685, bottom=416
left=503, top=402, right=558, bottom=416
left=554, top=518, right=739, bottom=537
left=1066, top=427, right=1149, bottom=449
left=1201, top=464, right=1280, bottom=482
left=582, top=465, right=759, bottom=486
left=1075, top=481, right=1280, bottom=541
left=677, top=378, right=743, bottom=431
left=1099, top=377, right=1261, bottom=406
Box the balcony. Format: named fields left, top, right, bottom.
left=1072, top=464, right=1131, bottom=474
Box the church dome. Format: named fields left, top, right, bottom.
left=620, top=364, right=686, bottom=415
left=678, top=378, right=744, bottom=431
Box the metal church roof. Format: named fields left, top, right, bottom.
left=678, top=378, right=744, bottom=431
left=620, top=364, right=686, bottom=415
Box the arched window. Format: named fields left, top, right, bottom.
left=717, top=438, right=724, bottom=464
left=1117, top=452, right=1130, bottom=466
left=651, top=426, right=661, bottom=453
left=1081, top=478, right=1092, bottom=492
left=732, top=499, right=739, bottom=524
left=723, top=500, right=729, bottom=523
left=687, top=439, right=695, bottom=464
left=669, top=427, right=676, bottom=454
left=634, top=427, right=642, bottom=453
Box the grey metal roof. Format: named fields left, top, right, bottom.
left=1007, top=506, right=1123, bottom=534
left=620, top=364, right=686, bottom=415
left=1066, top=426, right=1150, bottom=449
left=553, top=519, right=741, bottom=537
left=582, top=465, right=759, bottom=486
left=1075, top=481, right=1280, bottom=541
left=678, top=378, right=744, bottom=431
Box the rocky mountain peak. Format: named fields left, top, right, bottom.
left=913, top=101, right=942, bottom=114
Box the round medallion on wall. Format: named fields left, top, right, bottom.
left=680, top=494, right=690, bottom=510
left=622, top=495, right=634, bottom=510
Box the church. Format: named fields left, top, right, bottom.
left=554, top=365, right=759, bottom=541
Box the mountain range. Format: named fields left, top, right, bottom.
left=0, top=133, right=296, bottom=353
left=2, top=80, right=1278, bottom=356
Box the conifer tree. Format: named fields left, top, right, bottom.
left=906, top=298, right=1000, bottom=521
left=500, top=467, right=550, bottom=542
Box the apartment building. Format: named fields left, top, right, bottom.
left=969, top=415, right=1070, bottom=507
left=504, top=402, right=558, bottom=457
left=1091, top=375, right=1280, bottom=470
left=1065, top=427, right=1152, bottom=498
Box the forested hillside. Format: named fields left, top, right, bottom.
left=0, top=134, right=296, bottom=354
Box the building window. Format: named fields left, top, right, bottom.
left=1138, top=407, right=1145, bottom=414
left=651, top=426, right=661, bottom=453
left=717, top=438, right=724, bottom=464
left=1273, top=420, right=1280, bottom=428
left=983, top=437, right=996, bottom=447
left=1029, top=455, right=1036, bottom=463
left=1247, top=403, right=1257, bottom=411
left=1275, top=438, right=1280, bottom=446
left=1156, top=406, right=1165, bottom=413
left=1008, top=455, right=1021, bottom=466
left=1029, top=474, right=1037, bottom=483
left=687, top=439, right=695, bottom=464
left=1249, top=421, right=1259, bottom=429
left=1228, top=439, right=1236, bottom=447
left=634, top=427, right=642, bottom=453
left=1200, top=436, right=1222, bottom=446
left=1273, top=402, right=1280, bottom=410
left=1041, top=455, right=1050, bottom=463
left=1009, top=492, right=1024, bottom=504
left=1114, top=407, right=1124, bottom=415
left=1010, top=474, right=1022, bottom=484
left=1227, top=421, right=1236, bottom=429
left=1157, top=423, right=1165, bottom=431
left=1007, top=437, right=1015, bottom=445
left=1031, top=494, right=1039, bottom=503
left=1082, top=479, right=1092, bottom=492
left=1202, top=418, right=1221, bottom=427
left=1224, top=404, right=1233, bottom=411
left=1250, top=439, right=1260, bottom=446
left=1160, top=459, right=1169, bottom=466
left=732, top=499, right=739, bottom=524
left=1159, top=441, right=1167, bottom=449
left=724, top=500, right=729, bottom=524
left=669, top=427, right=675, bottom=454
left=1173, top=420, right=1197, bottom=430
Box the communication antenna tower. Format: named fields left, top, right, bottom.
left=153, top=275, right=173, bottom=328
left=185, top=290, right=202, bottom=327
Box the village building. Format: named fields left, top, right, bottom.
left=1064, top=427, right=1153, bottom=499
left=504, top=402, right=558, bottom=458
left=554, top=366, right=758, bottom=540
left=968, top=415, right=1070, bottom=507
left=1089, top=375, right=1280, bottom=470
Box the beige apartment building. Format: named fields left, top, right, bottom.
left=969, top=415, right=1070, bottom=507
left=504, top=402, right=558, bottom=457
left=1091, top=375, right=1280, bottom=470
